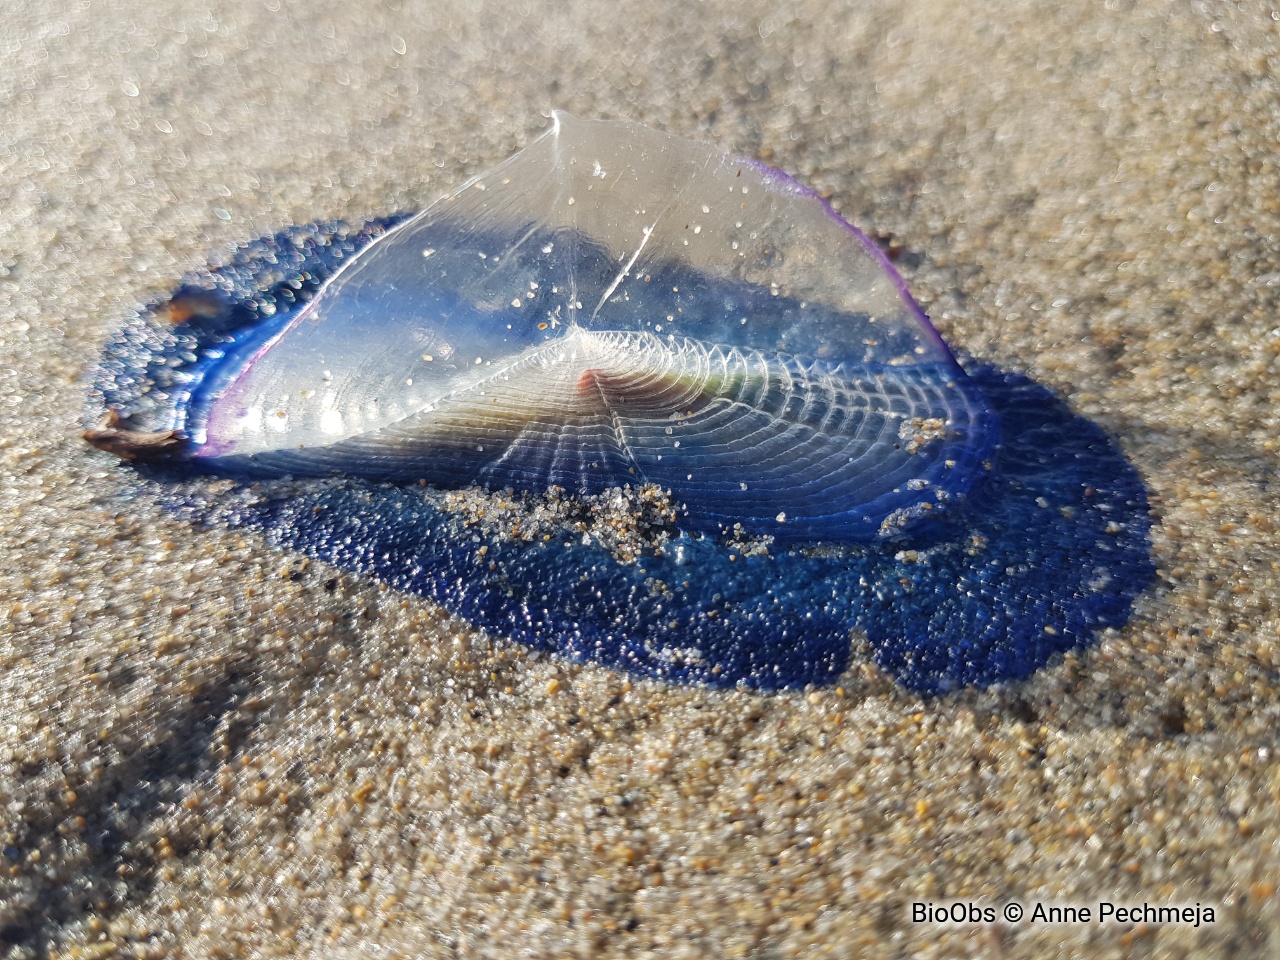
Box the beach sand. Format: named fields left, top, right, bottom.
left=3, top=0, right=1279, bottom=956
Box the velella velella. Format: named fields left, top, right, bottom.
left=86, top=112, right=1155, bottom=692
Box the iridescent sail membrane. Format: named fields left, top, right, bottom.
left=185, top=112, right=994, bottom=541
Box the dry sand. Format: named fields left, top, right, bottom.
left=3, top=0, right=1279, bottom=956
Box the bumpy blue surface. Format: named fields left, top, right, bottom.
left=92, top=220, right=1155, bottom=692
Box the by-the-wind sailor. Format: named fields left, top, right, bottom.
left=87, top=113, right=1154, bottom=692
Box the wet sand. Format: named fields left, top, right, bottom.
left=3, top=1, right=1279, bottom=956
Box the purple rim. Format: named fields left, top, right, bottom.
left=193, top=214, right=424, bottom=459
left=737, top=157, right=954, bottom=362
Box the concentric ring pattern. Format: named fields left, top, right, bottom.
left=188, top=113, right=995, bottom=541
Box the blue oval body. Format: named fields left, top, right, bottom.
left=86, top=115, right=1154, bottom=691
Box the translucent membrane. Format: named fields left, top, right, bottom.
left=192, top=113, right=994, bottom=541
